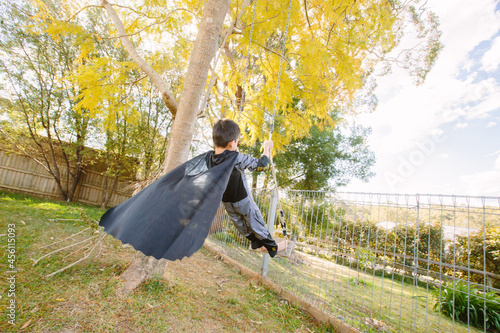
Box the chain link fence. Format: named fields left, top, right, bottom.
left=207, top=189, right=500, bottom=332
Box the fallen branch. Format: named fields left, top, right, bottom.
left=45, top=233, right=107, bottom=278
left=33, top=233, right=99, bottom=266
left=39, top=227, right=91, bottom=249
left=216, top=278, right=229, bottom=290
left=134, top=303, right=163, bottom=314
left=62, top=239, right=94, bottom=260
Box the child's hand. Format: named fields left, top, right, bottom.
left=263, top=140, right=273, bottom=157
left=264, top=140, right=273, bottom=151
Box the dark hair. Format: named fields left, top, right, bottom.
left=212, top=118, right=240, bottom=148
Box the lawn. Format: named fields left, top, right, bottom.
left=0, top=191, right=336, bottom=332
left=207, top=221, right=485, bottom=332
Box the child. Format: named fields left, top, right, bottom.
left=210, top=118, right=279, bottom=257
left=100, top=118, right=281, bottom=261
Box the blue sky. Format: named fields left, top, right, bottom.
left=344, top=0, right=500, bottom=196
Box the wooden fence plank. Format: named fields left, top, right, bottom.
left=0, top=150, right=133, bottom=206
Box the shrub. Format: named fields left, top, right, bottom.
left=451, top=227, right=500, bottom=288
left=433, top=281, right=500, bottom=331
left=356, top=248, right=376, bottom=270
left=387, top=222, right=444, bottom=263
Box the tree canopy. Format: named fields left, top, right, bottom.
left=1, top=0, right=443, bottom=191
left=24, top=0, right=441, bottom=151
left=274, top=123, right=375, bottom=191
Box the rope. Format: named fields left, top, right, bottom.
left=269, top=0, right=293, bottom=140
left=237, top=0, right=258, bottom=125
left=269, top=155, right=287, bottom=237
left=236, top=0, right=293, bottom=241
left=268, top=0, right=293, bottom=239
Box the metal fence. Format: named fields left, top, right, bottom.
left=207, top=189, right=500, bottom=332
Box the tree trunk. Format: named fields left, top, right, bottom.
left=251, top=172, right=258, bottom=196
left=163, top=0, right=229, bottom=172
left=115, top=0, right=230, bottom=294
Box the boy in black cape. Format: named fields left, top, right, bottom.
left=212, top=118, right=279, bottom=257
left=99, top=118, right=279, bottom=260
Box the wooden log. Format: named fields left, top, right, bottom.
left=203, top=243, right=360, bottom=333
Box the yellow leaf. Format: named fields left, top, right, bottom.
left=20, top=319, right=32, bottom=330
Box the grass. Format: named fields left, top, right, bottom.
left=208, top=227, right=487, bottom=333
left=263, top=249, right=486, bottom=333
left=0, top=191, right=336, bottom=332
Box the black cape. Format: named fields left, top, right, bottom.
left=99, top=150, right=238, bottom=261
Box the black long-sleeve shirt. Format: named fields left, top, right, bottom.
left=211, top=152, right=270, bottom=203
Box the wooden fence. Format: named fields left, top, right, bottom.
left=0, top=150, right=134, bottom=207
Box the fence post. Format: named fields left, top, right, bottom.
left=261, top=188, right=278, bottom=276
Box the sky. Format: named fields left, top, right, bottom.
left=343, top=0, right=500, bottom=197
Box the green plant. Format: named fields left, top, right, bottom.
left=345, top=277, right=372, bottom=287
left=433, top=281, right=500, bottom=331
left=452, top=227, right=500, bottom=289
left=356, top=248, right=377, bottom=270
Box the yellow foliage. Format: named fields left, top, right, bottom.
left=29, top=0, right=438, bottom=152
left=206, top=0, right=413, bottom=151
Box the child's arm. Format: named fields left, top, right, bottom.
left=236, top=140, right=274, bottom=172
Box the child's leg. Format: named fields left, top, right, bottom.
left=245, top=233, right=263, bottom=250
left=222, top=202, right=251, bottom=237
left=227, top=199, right=278, bottom=257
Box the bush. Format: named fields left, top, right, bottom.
left=452, top=227, right=500, bottom=288
left=386, top=222, right=444, bottom=263
left=355, top=248, right=376, bottom=270
left=433, top=281, right=500, bottom=332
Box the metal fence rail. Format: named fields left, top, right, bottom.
left=207, top=190, right=500, bottom=332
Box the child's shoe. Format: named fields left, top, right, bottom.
left=246, top=234, right=262, bottom=250
left=250, top=241, right=261, bottom=250
left=260, top=239, right=278, bottom=258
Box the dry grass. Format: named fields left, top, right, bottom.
left=0, top=191, right=336, bottom=333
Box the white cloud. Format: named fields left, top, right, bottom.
left=346, top=0, right=500, bottom=195
left=487, top=121, right=497, bottom=127
left=427, top=0, right=500, bottom=74
left=486, top=150, right=500, bottom=157
left=481, top=36, right=500, bottom=72
left=460, top=154, right=500, bottom=196
left=355, top=1, right=500, bottom=154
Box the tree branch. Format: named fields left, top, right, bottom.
left=39, top=227, right=91, bottom=249
left=111, top=4, right=168, bottom=19
left=101, top=0, right=178, bottom=117
left=66, top=5, right=103, bottom=22
left=45, top=233, right=106, bottom=278
left=101, top=8, right=198, bottom=40
left=251, top=41, right=293, bottom=68
left=303, top=0, right=315, bottom=40
left=33, top=234, right=100, bottom=266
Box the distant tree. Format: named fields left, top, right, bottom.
left=0, top=1, right=94, bottom=201
left=272, top=123, right=375, bottom=191
left=132, top=83, right=172, bottom=180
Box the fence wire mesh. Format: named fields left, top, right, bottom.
left=207, top=190, right=500, bottom=332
